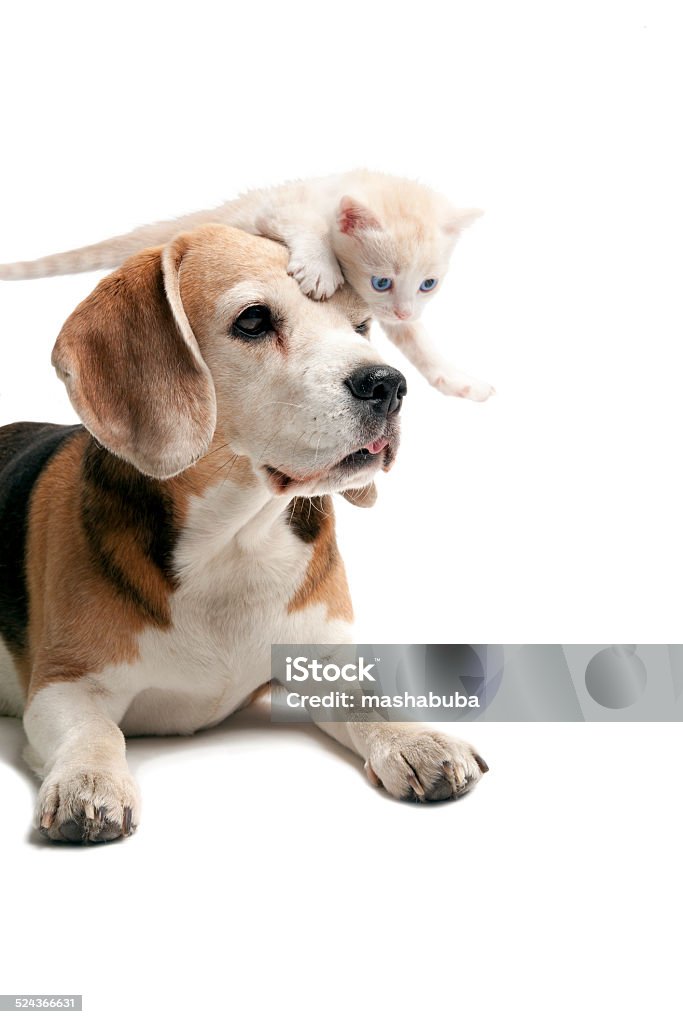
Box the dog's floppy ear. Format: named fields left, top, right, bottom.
left=341, top=482, right=377, bottom=508
left=52, top=237, right=217, bottom=479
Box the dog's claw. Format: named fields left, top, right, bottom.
left=364, top=761, right=382, bottom=787
left=401, top=758, right=425, bottom=800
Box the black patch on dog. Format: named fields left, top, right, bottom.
left=287, top=496, right=330, bottom=543
left=80, top=441, right=179, bottom=625
left=0, top=422, right=82, bottom=655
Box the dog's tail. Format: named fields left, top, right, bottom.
left=0, top=205, right=230, bottom=281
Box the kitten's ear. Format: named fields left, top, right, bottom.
left=442, top=207, right=484, bottom=236
left=341, top=482, right=378, bottom=508
left=337, top=196, right=382, bottom=235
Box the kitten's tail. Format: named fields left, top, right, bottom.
left=0, top=206, right=228, bottom=281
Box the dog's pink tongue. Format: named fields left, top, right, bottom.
left=366, top=438, right=388, bottom=455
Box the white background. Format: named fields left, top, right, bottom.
left=1, top=2, right=682, bottom=1021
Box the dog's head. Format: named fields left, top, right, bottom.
left=52, top=224, right=406, bottom=500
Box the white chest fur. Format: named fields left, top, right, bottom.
left=113, top=481, right=351, bottom=736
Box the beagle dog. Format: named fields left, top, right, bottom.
left=0, top=224, right=488, bottom=842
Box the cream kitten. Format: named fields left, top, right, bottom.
left=0, top=171, right=493, bottom=400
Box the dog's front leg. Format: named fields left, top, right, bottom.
left=276, top=654, right=488, bottom=802
left=318, top=717, right=488, bottom=802
left=382, top=320, right=494, bottom=402
left=23, top=680, right=139, bottom=842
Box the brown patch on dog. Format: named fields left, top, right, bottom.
left=23, top=426, right=257, bottom=702
left=170, top=429, right=257, bottom=500
left=9, top=648, right=31, bottom=693
left=25, top=429, right=191, bottom=700
left=287, top=497, right=353, bottom=622
left=79, top=442, right=180, bottom=626
left=0, top=422, right=82, bottom=666
left=25, top=434, right=143, bottom=696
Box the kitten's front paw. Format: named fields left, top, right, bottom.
left=36, top=763, right=140, bottom=842
left=431, top=369, right=495, bottom=402
left=364, top=727, right=488, bottom=802
left=288, top=253, right=345, bottom=300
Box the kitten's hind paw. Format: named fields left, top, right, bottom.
left=288, top=254, right=345, bottom=300
left=431, top=369, right=495, bottom=402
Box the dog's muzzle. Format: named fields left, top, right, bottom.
left=262, top=363, right=406, bottom=494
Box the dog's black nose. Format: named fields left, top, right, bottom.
left=345, top=365, right=407, bottom=417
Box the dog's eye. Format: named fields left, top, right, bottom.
left=233, top=305, right=273, bottom=340
left=355, top=319, right=371, bottom=336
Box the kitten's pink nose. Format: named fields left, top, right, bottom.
left=393, top=307, right=412, bottom=320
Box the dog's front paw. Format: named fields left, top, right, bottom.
left=431, top=368, right=495, bottom=402
left=288, top=253, right=345, bottom=300
left=364, top=727, right=488, bottom=802
left=36, top=764, right=140, bottom=843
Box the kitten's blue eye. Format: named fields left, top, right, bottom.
left=371, top=276, right=393, bottom=292
left=419, top=278, right=438, bottom=292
